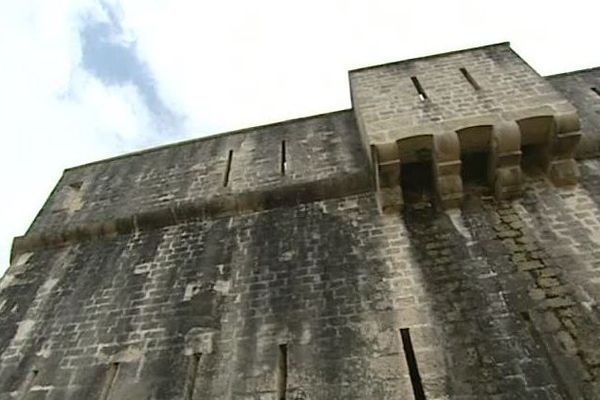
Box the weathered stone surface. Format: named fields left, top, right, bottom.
left=2, top=43, right=600, bottom=399
left=351, top=42, right=581, bottom=207
left=548, top=67, right=600, bottom=158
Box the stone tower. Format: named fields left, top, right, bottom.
left=2, top=42, right=600, bottom=399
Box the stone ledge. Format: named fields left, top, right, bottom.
left=10, top=172, right=372, bottom=263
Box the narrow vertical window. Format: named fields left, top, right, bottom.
left=591, top=87, right=600, bottom=97
left=223, top=150, right=233, bottom=187
left=281, top=140, right=287, bottom=176
left=411, top=76, right=428, bottom=101
left=99, top=362, right=119, bottom=400
left=19, top=369, right=38, bottom=400
left=184, top=353, right=201, bottom=400
left=400, top=329, right=426, bottom=400
left=460, top=67, right=480, bottom=90
left=277, top=344, right=288, bottom=400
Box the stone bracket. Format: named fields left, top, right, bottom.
left=366, top=111, right=582, bottom=211
left=548, top=113, right=581, bottom=185
left=371, top=144, right=403, bottom=213
left=489, top=121, right=523, bottom=200
left=433, top=131, right=463, bottom=208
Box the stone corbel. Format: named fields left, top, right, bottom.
left=549, top=112, right=581, bottom=185
left=489, top=121, right=522, bottom=200
left=432, top=131, right=463, bottom=209
left=371, top=143, right=403, bottom=213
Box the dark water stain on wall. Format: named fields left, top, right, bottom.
left=132, top=219, right=235, bottom=399
left=402, top=198, right=561, bottom=398
left=2, top=229, right=168, bottom=398
left=233, top=201, right=392, bottom=398
left=0, top=248, right=67, bottom=391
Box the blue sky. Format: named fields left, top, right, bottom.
left=0, top=0, right=599, bottom=276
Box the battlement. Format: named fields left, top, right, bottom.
left=15, top=110, right=370, bottom=258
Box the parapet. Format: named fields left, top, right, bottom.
left=13, top=111, right=371, bottom=260
left=350, top=43, right=582, bottom=211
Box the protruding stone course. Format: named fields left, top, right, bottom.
left=2, top=43, right=600, bottom=399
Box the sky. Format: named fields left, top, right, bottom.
left=0, top=0, right=599, bottom=276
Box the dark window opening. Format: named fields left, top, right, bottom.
left=592, top=87, right=600, bottom=97
left=223, top=150, right=233, bottom=187
left=277, top=344, right=288, bottom=400
left=281, top=140, right=287, bottom=176
left=460, top=67, right=481, bottom=90
left=521, top=144, right=546, bottom=174
left=401, top=161, right=433, bottom=204
left=461, top=152, right=490, bottom=193
left=400, top=328, right=426, bottom=400
left=411, top=76, right=428, bottom=101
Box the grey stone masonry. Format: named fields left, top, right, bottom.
left=2, top=42, right=600, bottom=399
left=351, top=43, right=582, bottom=209
left=548, top=67, right=600, bottom=158
left=16, top=111, right=370, bottom=257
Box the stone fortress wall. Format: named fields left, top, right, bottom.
left=1, top=43, right=600, bottom=399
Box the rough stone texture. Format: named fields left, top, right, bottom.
left=2, top=43, right=600, bottom=399
left=349, top=43, right=583, bottom=209
left=26, top=110, right=370, bottom=237
left=349, top=43, right=574, bottom=144
left=548, top=67, right=600, bottom=157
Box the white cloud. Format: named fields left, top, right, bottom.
left=0, top=0, right=169, bottom=274
left=112, top=0, right=600, bottom=134
left=0, top=0, right=599, bottom=275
